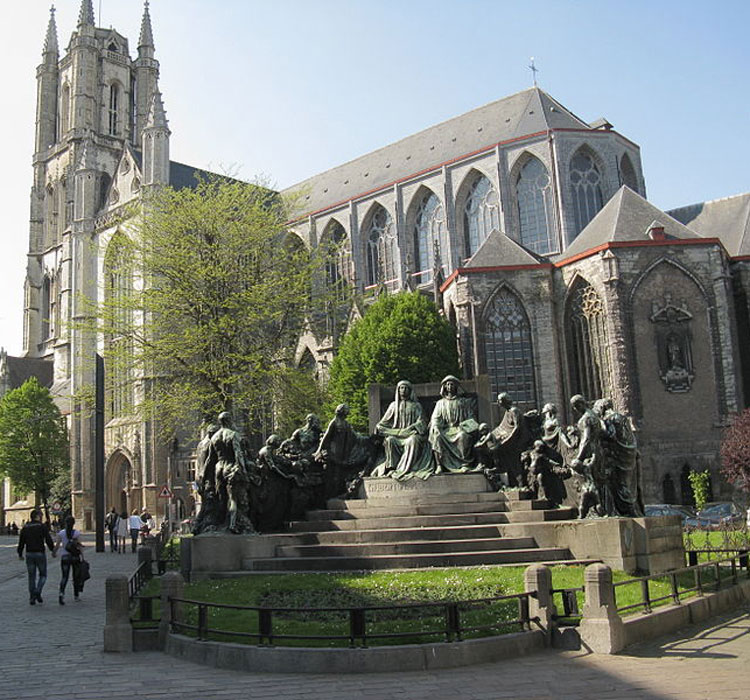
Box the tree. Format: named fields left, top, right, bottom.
left=0, top=377, right=70, bottom=521
left=721, top=408, right=750, bottom=493
left=687, top=469, right=712, bottom=511
left=94, top=177, right=323, bottom=435
left=327, top=292, right=460, bottom=430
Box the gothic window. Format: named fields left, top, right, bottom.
left=44, top=185, right=57, bottom=249
left=570, top=150, right=604, bottom=235
left=108, top=83, right=119, bottom=136
left=516, top=157, right=555, bottom=255
left=413, top=191, right=447, bottom=284
left=60, top=84, right=70, bottom=137
left=323, top=220, right=350, bottom=300
left=41, top=276, right=51, bottom=340
left=566, top=279, right=611, bottom=399
left=464, top=174, right=500, bottom=258
left=104, top=233, right=134, bottom=418
left=364, top=205, right=396, bottom=289
left=620, top=153, right=638, bottom=192
left=483, top=288, right=536, bottom=406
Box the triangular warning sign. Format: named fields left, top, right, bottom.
left=158, top=484, right=173, bottom=498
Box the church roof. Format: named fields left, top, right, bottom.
left=463, top=228, right=543, bottom=269
left=3, top=355, right=53, bottom=392
left=667, top=192, right=750, bottom=257
left=285, top=87, right=593, bottom=217
left=557, top=186, right=702, bottom=261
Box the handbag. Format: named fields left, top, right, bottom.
left=79, top=559, right=91, bottom=583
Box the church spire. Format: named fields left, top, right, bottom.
left=143, top=88, right=170, bottom=185
left=43, top=6, right=58, bottom=59
left=146, top=89, right=169, bottom=131
left=139, top=1, right=155, bottom=52
left=77, top=0, right=95, bottom=28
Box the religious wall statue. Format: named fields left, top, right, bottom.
left=429, top=375, right=479, bottom=473
left=372, top=379, right=433, bottom=480
left=211, top=411, right=255, bottom=534
left=491, top=392, right=530, bottom=486
left=593, top=398, right=644, bottom=517
left=650, top=293, right=694, bottom=392
left=314, top=403, right=377, bottom=498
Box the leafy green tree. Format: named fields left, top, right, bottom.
left=93, top=177, right=323, bottom=435
left=327, top=292, right=460, bottom=430
left=688, top=469, right=712, bottom=510
left=0, top=377, right=70, bottom=521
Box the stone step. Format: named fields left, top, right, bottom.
left=275, top=536, right=538, bottom=558
left=244, top=547, right=575, bottom=572
left=287, top=508, right=576, bottom=533
left=305, top=501, right=511, bottom=521
left=333, top=489, right=535, bottom=509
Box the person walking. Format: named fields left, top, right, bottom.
left=128, top=509, right=142, bottom=552
left=54, top=516, right=83, bottom=605
left=116, top=510, right=129, bottom=553
left=17, top=510, right=56, bottom=605
left=105, top=507, right=119, bottom=552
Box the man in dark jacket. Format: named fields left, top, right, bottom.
left=17, top=510, right=56, bottom=605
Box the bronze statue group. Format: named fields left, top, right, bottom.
left=192, top=376, right=644, bottom=536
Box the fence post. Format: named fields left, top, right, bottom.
left=138, top=546, right=153, bottom=580
left=103, top=575, right=133, bottom=652
left=524, top=564, right=556, bottom=645
left=158, top=571, right=185, bottom=650
left=579, top=563, right=625, bottom=654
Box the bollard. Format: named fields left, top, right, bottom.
left=578, top=563, right=625, bottom=654
left=103, top=575, right=133, bottom=652
left=137, top=546, right=153, bottom=580
left=158, top=571, right=185, bottom=649
left=524, top=564, right=556, bottom=645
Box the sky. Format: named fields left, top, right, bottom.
left=1, top=0, right=748, bottom=356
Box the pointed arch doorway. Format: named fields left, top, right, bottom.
left=106, top=451, right=133, bottom=515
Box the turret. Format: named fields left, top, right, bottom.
left=34, top=6, right=59, bottom=153
left=73, top=138, right=98, bottom=223
left=134, top=1, right=160, bottom=143
left=142, top=89, right=170, bottom=185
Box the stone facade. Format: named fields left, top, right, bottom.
left=11, top=1, right=750, bottom=525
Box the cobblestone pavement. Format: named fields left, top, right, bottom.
left=2, top=533, right=750, bottom=700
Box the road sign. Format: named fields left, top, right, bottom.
left=52, top=501, right=61, bottom=512
left=158, top=484, right=173, bottom=499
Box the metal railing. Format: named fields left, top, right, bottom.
left=613, top=553, right=750, bottom=616
left=168, top=591, right=537, bottom=648
left=550, top=586, right=584, bottom=624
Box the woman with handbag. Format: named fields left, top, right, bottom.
left=54, top=516, right=83, bottom=605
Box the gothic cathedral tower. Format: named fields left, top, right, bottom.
left=25, top=1, right=167, bottom=526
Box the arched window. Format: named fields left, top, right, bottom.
left=298, top=348, right=317, bottom=375
left=364, top=205, right=396, bottom=288
left=105, top=233, right=134, bottom=417
left=566, top=278, right=611, bottom=399
left=464, top=174, right=499, bottom=258
left=60, top=84, right=70, bottom=137
left=413, top=191, right=447, bottom=284
left=483, top=287, right=536, bottom=406
left=516, top=157, right=555, bottom=255
left=44, top=184, right=57, bottom=249
left=108, top=84, right=119, bottom=136
left=322, top=220, right=350, bottom=300
left=41, top=276, right=51, bottom=340
left=570, top=150, right=604, bottom=235
left=620, top=153, right=638, bottom=192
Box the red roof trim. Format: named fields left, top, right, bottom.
left=554, top=237, right=725, bottom=267
left=440, top=262, right=553, bottom=291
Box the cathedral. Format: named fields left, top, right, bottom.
left=4, top=0, right=750, bottom=526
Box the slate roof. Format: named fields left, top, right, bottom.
left=284, top=88, right=594, bottom=216
left=667, top=193, right=750, bottom=257
left=463, top=228, right=543, bottom=269
left=5, top=355, right=53, bottom=391
left=129, top=149, right=231, bottom=191
left=557, top=187, right=702, bottom=261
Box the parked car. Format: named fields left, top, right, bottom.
left=644, top=503, right=695, bottom=525
left=684, top=502, right=745, bottom=530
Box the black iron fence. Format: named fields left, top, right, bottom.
left=613, top=553, right=750, bottom=616
left=167, top=591, right=537, bottom=648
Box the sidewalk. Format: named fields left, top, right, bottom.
left=1, top=534, right=749, bottom=699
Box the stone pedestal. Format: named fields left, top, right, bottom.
left=359, top=473, right=491, bottom=499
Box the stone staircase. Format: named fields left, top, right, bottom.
left=243, top=475, right=582, bottom=573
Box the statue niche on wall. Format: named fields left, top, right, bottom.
left=650, top=292, right=694, bottom=393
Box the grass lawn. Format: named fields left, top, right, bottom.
left=133, top=562, right=731, bottom=647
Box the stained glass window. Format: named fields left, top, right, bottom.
left=570, top=151, right=604, bottom=235
left=365, top=206, right=396, bottom=288
left=620, top=153, right=638, bottom=192
left=483, top=288, right=536, bottom=405
left=323, top=220, right=350, bottom=300
left=517, top=157, right=555, bottom=255
left=413, top=191, right=447, bottom=284
left=464, top=174, right=499, bottom=258
left=566, top=279, right=611, bottom=399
